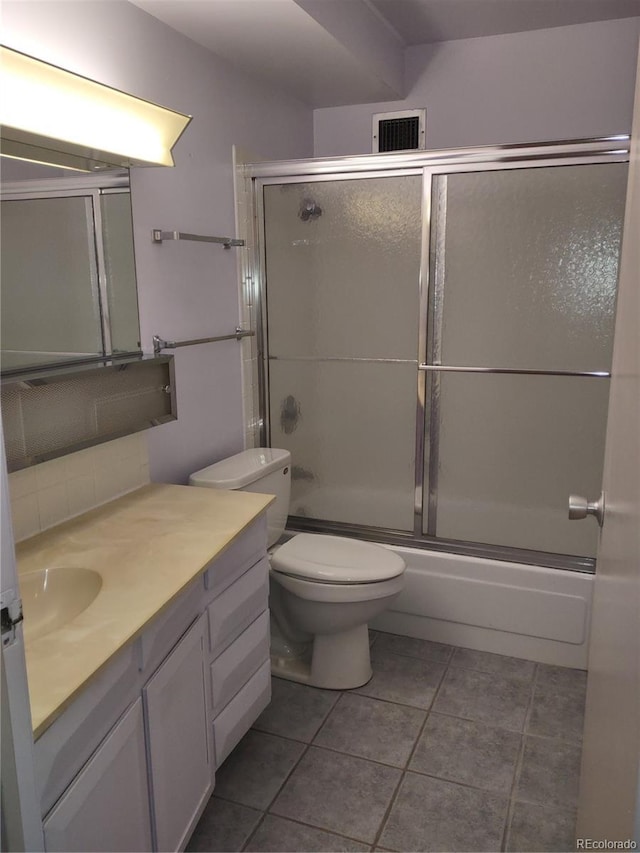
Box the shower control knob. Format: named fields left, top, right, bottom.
left=568, top=492, right=605, bottom=527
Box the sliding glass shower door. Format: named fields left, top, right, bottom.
left=262, top=175, right=423, bottom=531
left=424, top=163, right=627, bottom=561
left=256, top=143, right=628, bottom=570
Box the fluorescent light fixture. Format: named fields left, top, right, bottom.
left=1, top=46, right=192, bottom=171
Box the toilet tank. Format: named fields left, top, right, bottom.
left=189, top=448, right=291, bottom=548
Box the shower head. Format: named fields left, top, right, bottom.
left=299, top=197, right=322, bottom=221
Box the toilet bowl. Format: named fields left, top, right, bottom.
left=189, top=448, right=405, bottom=689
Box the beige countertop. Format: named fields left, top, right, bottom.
left=16, top=483, right=273, bottom=738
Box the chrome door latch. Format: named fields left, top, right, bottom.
left=1, top=600, right=24, bottom=647
left=568, top=492, right=605, bottom=527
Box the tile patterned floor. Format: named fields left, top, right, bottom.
left=187, top=631, right=586, bottom=853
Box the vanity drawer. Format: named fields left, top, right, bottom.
left=210, top=610, right=270, bottom=715
left=204, top=515, right=267, bottom=596
left=212, top=660, right=271, bottom=768
left=208, top=557, right=269, bottom=655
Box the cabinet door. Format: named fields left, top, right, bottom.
left=43, top=698, right=152, bottom=852
left=144, top=614, right=212, bottom=853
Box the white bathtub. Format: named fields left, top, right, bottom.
left=289, top=485, right=593, bottom=668
left=370, top=544, right=593, bottom=669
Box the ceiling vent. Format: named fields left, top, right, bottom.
left=372, top=109, right=426, bottom=154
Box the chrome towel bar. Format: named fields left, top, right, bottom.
left=418, top=364, right=610, bottom=378
left=153, top=328, right=254, bottom=355
left=152, top=229, right=245, bottom=249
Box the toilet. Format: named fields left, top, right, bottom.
left=189, top=448, right=405, bottom=689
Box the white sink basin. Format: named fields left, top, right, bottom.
left=20, top=567, right=102, bottom=642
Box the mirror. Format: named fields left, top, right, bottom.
left=0, top=157, right=141, bottom=375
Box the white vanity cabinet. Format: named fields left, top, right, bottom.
left=42, top=698, right=152, bottom=852
left=144, top=614, right=212, bottom=853
left=33, top=514, right=271, bottom=853
left=37, top=605, right=209, bottom=853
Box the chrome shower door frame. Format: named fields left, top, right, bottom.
left=247, top=137, right=630, bottom=573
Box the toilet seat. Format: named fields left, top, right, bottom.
left=270, top=533, right=405, bottom=584
left=272, top=568, right=405, bottom=603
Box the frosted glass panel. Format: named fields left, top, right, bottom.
left=1, top=196, right=102, bottom=368
left=264, top=176, right=422, bottom=360
left=269, top=359, right=416, bottom=531
left=101, top=193, right=140, bottom=353
left=437, top=163, right=627, bottom=372
left=264, top=175, right=422, bottom=532
left=430, top=373, right=610, bottom=557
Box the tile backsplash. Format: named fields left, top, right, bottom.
left=8, top=432, right=150, bottom=542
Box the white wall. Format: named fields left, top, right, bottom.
left=314, top=18, right=640, bottom=156
left=2, top=0, right=313, bottom=485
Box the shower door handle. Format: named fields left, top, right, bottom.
left=568, top=492, right=605, bottom=527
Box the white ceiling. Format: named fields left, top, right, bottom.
left=130, top=0, right=402, bottom=106
left=131, top=0, right=640, bottom=107
left=370, top=0, right=640, bottom=45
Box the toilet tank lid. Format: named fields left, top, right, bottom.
left=189, top=448, right=291, bottom=489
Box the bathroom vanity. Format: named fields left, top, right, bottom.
left=16, top=484, right=273, bottom=852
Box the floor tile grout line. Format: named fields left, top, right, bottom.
left=423, top=706, right=533, bottom=734
left=398, top=766, right=518, bottom=796
left=254, top=698, right=575, bottom=746
left=520, top=730, right=585, bottom=746
left=355, top=647, right=450, bottom=713
left=240, top=742, right=311, bottom=851
left=347, top=688, right=443, bottom=713
left=243, top=808, right=376, bottom=851
left=500, top=661, right=540, bottom=852
left=305, top=729, right=426, bottom=773
left=523, top=664, right=588, bottom=745
left=447, top=663, right=537, bottom=683
left=309, top=687, right=343, bottom=739
left=239, top=810, right=268, bottom=853
left=240, top=690, right=344, bottom=852
left=523, top=658, right=542, bottom=738
left=251, top=723, right=528, bottom=798
left=309, top=689, right=350, bottom=747
left=370, top=646, right=454, bottom=850
left=440, top=657, right=538, bottom=685
left=404, top=646, right=452, bottom=769
left=369, top=768, right=408, bottom=851
left=372, top=648, right=454, bottom=666
left=251, top=683, right=342, bottom=744
left=310, top=690, right=430, bottom=762
left=501, top=738, right=524, bottom=853
left=375, top=635, right=545, bottom=677
left=250, top=724, right=325, bottom=746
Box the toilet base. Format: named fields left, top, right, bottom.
left=270, top=623, right=373, bottom=690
